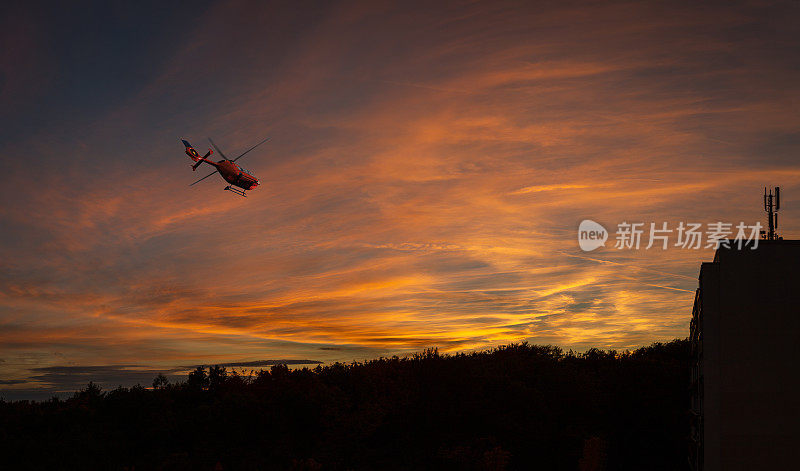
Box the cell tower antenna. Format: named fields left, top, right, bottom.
left=762, top=186, right=782, bottom=240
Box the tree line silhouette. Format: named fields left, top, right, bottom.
left=0, top=339, right=689, bottom=470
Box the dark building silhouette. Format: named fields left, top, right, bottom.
left=690, top=240, right=800, bottom=470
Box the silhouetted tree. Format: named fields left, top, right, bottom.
left=208, top=365, right=227, bottom=390
left=187, top=365, right=209, bottom=390
left=75, top=381, right=103, bottom=401
left=152, top=373, right=169, bottom=389
left=0, top=339, right=690, bottom=470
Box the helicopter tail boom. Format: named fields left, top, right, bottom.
left=182, top=139, right=215, bottom=170
left=191, top=153, right=216, bottom=171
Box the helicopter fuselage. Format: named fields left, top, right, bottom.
left=215, top=160, right=259, bottom=190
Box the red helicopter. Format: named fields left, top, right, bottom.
left=181, top=136, right=269, bottom=197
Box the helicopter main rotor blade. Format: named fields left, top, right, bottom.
left=189, top=169, right=218, bottom=186
left=231, top=136, right=270, bottom=162
left=207, top=137, right=228, bottom=160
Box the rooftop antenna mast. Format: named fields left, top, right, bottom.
left=763, top=186, right=782, bottom=240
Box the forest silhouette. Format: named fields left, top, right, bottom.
left=0, top=339, right=689, bottom=470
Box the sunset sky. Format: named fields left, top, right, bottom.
left=2, top=0, right=800, bottom=399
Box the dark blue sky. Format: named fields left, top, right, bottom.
left=2, top=2, right=220, bottom=145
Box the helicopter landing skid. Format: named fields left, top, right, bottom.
left=224, top=186, right=247, bottom=197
